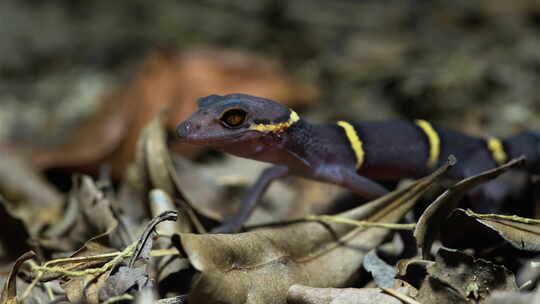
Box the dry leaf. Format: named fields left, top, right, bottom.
left=0, top=251, right=35, bottom=304
left=363, top=250, right=396, bottom=288
left=38, top=175, right=121, bottom=253
left=414, top=248, right=517, bottom=304
left=486, top=289, right=540, bottom=304
left=98, top=266, right=149, bottom=301
left=64, top=271, right=111, bottom=304
left=460, top=209, right=540, bottom=252
left=175, top=160, right=452, bottom=304
left=0, top=150, right=63, bottom=236
left=414, top=157, right=525, bottom=260
left=287, top=285, right=407, bottom=304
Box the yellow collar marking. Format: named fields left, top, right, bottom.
left=415, top=119, right=440, bottom=169
left=487, top=137, right=508, bottom=165
left=337, top=121, right=364, bottom=169
left=249, top=110, right=300, bottom=132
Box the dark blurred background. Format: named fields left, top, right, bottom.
left=1, top=0, right=539, bottom=153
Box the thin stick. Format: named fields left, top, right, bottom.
left=380, top=287, right=423, bottom=304
left=465, top=209, right=540, bottom=224
left=306, top=215, right=416, bottom=230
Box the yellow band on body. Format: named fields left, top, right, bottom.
left=337, top=121, right=365, bottom=169
left=415, top=119, right=440, bottom=169
left=487, top=137, right=508, bottom=165
left=249, top=110, right=300, bottom=132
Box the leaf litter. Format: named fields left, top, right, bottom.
left=1, top=111, right=540, bottom=303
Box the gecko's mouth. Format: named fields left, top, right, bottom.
left=176, top=129, right=259, bottom=146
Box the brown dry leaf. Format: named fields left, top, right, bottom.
left=414, top=156, right=525, bottom=260
left=175, top=160, right=453, bottom=304
left=0, top=150, right=63, bottom=236
left=39, top=175, right=121, bottom=253
left=459, top=209, right=540, bottom=252
left=31, top=48, right=318, bottom=176
left=63, top=270, right=111, bottom=304
left=287, top=285, right=407, bottom=304
left=413, top=248, right=517, bottom=304
left=0, top=251, right=35, bottom=304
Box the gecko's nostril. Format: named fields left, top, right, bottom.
left=176, top=122, right=192, bottom=139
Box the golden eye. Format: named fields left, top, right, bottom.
left=220, top=108, right=247, bottom=128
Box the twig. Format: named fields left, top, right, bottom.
left=103, top=294, right=134, bottom=304
left=380, top=287, right=423, bottom=304
left=306, top=215, right=416, bottom=230
left=32, top=242, right=138, bottom=277
left=156, top=295, right=188, bottom=304
left=465, top=209, right=540, bottom=224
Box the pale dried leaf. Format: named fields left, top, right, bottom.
left=287, top=285, right=405, bottom=304
left=486, top=291, right=537, bottom=304
left=363, top=250, right=396, bottom=288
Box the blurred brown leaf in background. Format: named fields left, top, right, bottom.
left=31, top=48, right=318, bottom=177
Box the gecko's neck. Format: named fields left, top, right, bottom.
left=282, top=119, right=346, bottom=173
left=283, top=119, right=316, bottom=159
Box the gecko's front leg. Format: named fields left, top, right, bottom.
left=211, top=165, right=290, bottom=233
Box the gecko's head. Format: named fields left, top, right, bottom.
left=176, top=94, right=300, bottom=148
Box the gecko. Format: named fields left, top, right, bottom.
left=176, top=94, right=540, bottom=233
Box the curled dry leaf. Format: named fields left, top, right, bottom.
left=176, top=160, right=453, bottom=304
left=399, top=248, right=517, bottom=304
left=287, top=285, right=407, bottom=304
left=39, top=175, right=121, bottom=252
left=0, top=251, right=35, bottom=304
left=0, top=150, right=63, bottom=236
left=459, top=209, right=540, bottom=252
left=414, top=156, right=525, bottom=260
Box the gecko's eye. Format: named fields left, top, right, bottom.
left=219, top=108, right=247, bottom=128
